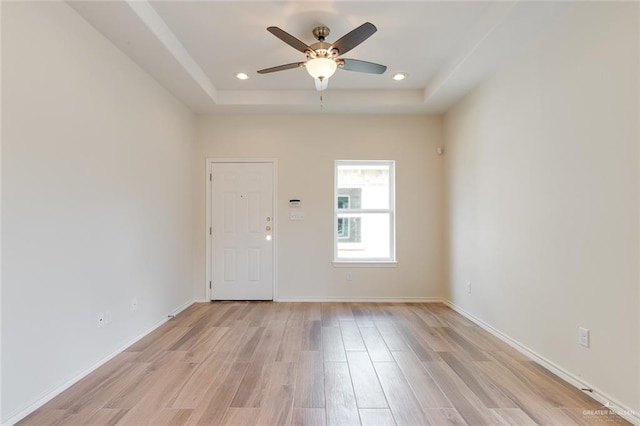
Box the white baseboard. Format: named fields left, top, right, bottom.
left=170, top=300, right=196, bottom=316
left=275, top=297, right=445, bottom=303
left=443, top=299, right=639, bottom=426
left=2, top=299, right=196, bottom=426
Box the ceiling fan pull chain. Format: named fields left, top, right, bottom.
left=320, top=93, right=324, bottom=111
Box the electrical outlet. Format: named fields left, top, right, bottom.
left=578, top=327, right=590, bottom=348
left=131, top=298, right=138, bottom=312
left=97, top=313, right=105, bottom=328
left=346, top=272, right=353, bottom=281
left=105, top=310, right=112, bottom=324
left=467, top=282, right=472, bottom=294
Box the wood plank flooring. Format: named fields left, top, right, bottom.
left=19, top=302, right=627, bottom=425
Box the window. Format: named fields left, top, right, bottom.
left=334, top=160, right=395, bottom=262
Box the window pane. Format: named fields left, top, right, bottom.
left=337, top=213, right=390, bottom=259
left=337, top=164, right=389, bottom=209
left=337, top=194, right=351, bottom=209
left=337, top=216, right=361, bottom=242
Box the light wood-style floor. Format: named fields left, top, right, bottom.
left=19, top=302, right=625, bottom=425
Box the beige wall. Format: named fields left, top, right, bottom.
left=1, top=2, right=195, bottom=421
left=444, top=2, right=639, bottom=413
left=3, top=0, right=638, bottom=422
left=195, top=114, right=446, bottom=301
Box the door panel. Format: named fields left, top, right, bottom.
left=211, top=162, right=273, bottom=300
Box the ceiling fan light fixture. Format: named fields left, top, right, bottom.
left=235, top=72, right=249, bottom=80
left=392, top=72, right=407, bottom=81
left=306, top=57, right=337, bottom=81
left=314, top=77, right=329, bottom=92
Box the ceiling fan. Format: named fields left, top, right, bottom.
left=257, top=22, right=387, bottom=91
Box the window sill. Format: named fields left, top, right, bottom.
left=332, top=261, right=398, bottom=268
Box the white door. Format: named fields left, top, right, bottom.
left=211, top=162, right=273, bottom=300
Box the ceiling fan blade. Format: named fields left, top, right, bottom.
left=314, top=78, right=328, bottom=92
left=257, top=62, right=305, bottom=74
left=340, top=59, right=387, bottom=74
left=330, top=22, right=377, bottom=56
left=267, top=27, right=312, bottom=53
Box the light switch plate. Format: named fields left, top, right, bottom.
left=289, top=211, right=304, bottom=221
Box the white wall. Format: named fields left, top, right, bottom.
left=195, top=114, right=445, bottom=301
left=445, top=2, right=639, bottom=414
left=1, top=2, right=195, bottom=422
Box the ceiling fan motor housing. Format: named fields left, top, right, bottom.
left=308, top=44, right=334, bottom=59
left=309, top=26, right=339, bottom=59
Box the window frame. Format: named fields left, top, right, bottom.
left=333, top=160, right=396, bottom=264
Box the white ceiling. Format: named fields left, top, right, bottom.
left=68, top=1, right=570, bottom=114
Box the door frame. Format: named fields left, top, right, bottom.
left=205, top=158, right=278, bottom=301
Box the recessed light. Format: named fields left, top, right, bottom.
left=235, top=72, right=249, bottom=80
left=392, top=72, right=407, bottom=81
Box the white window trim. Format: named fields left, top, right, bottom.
left=332, top=261, right=398, bottom=268
left=334, top=160, right=396, bottom=264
